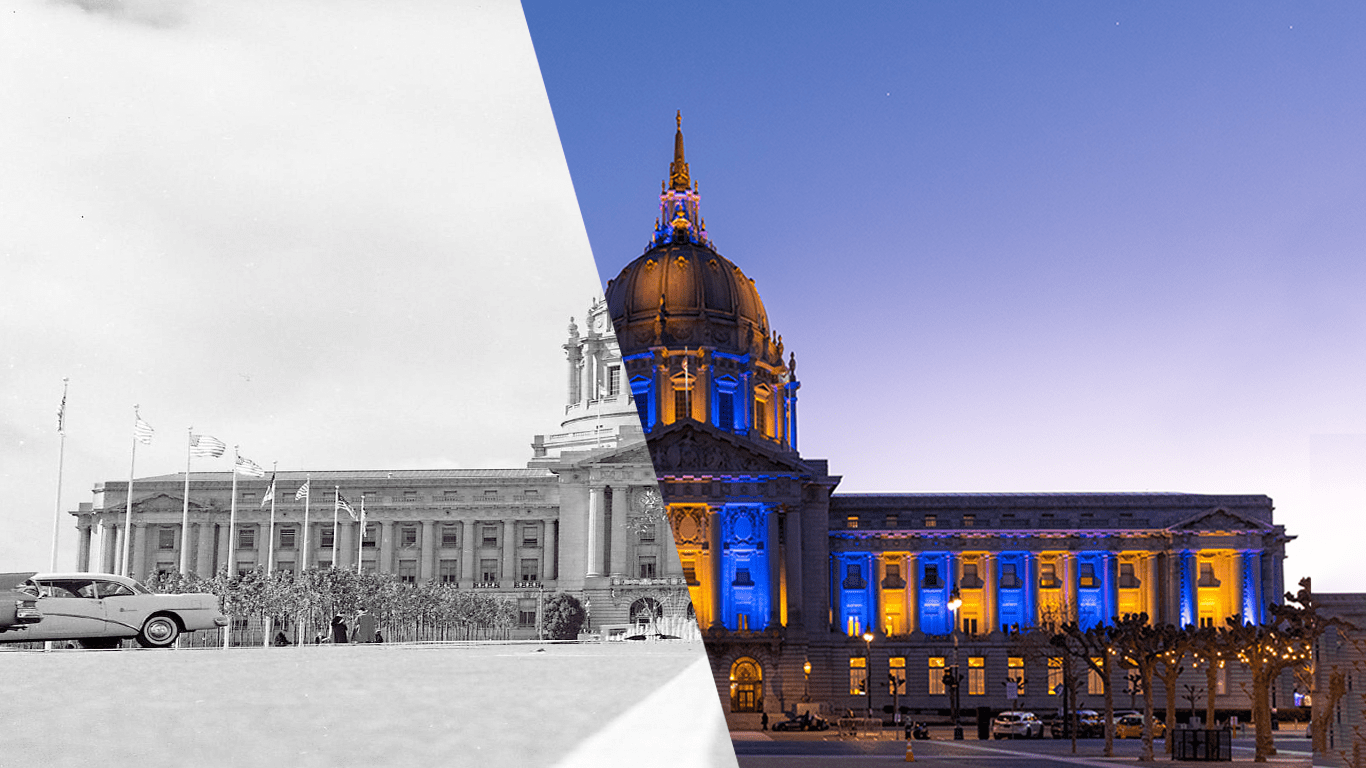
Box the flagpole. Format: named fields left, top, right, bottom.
left=225, top=447, right=239, bottom=649
left=123, top=406, right=141, bottom=577
left=301, top=475, right=311, bottom=572
left=332, top=487, right=340, bottom=566
left=264, top=461, right=277, bottom=649
left=50, top=378, right=69, bottom=571
left=356, top=496, right=365, bottom=575
left=180, top=427, right=194, bottom=574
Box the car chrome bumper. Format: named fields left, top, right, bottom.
left=213, top=615, right=229, bottom=627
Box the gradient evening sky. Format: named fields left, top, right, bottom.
left=1, top=0, right=601, bottom=569
left=521, top=2, right=1366, bottom=593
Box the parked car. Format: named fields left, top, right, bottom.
left=772, top=713, right=830, bottom=731
left=0, top=573, right=43, bottom=632
left=1115, top=714, right=1165, bottom=739
left=991, top=711, right=1044, bottom=739
left=0, top=572, right=226, bottom=648
left=1078, top=709, right=1106, bottom=738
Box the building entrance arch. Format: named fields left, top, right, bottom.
left=730, top=657, right=763, bottom=712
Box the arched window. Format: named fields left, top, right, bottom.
left=730, top=657, right=763, bottom=712
left=629, top=597, right=663, bottom=627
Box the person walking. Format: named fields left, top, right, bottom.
left=330, top=614, right=349, bottom=644
left=355, top=607, right=376, bottom=644
left=761, top=712, right=768, bottom=731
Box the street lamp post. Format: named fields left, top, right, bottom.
left=948, top=589, right=964, bottom=740
left=862, top=630, right=875, bottom=721
left=803, top=658, right=812, bottom=703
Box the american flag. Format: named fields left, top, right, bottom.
left=190, top=434, right=226, bottom=458
left=295, top=480, right=310, bottom=501
left=336, top=490, right=356, bottom=521
left=235, top=455, right=266, bottom=477
left=133, top=414, right=154, bottom=444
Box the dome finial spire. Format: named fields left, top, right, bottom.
left=669, top=110, right=690, bottom=191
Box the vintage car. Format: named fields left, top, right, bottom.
left=991, top=711, right=1044, bottom=739
left=0, top=573, right=43, bottom=631
left=0, top=572, right=226, bottom=648
left=1115, top=714, right=1165, bottom=739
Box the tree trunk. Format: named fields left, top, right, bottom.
left=1139, top=663, right=1157, bottom=763
left=1160, top=667, right=1179, bottom=754
left=1205, top=664, right=1218, bottom=728
left=1103, top=660, right=1115, bottom=757
left=1252, top=670, right=1274, bottom=763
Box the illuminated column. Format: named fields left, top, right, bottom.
left=1145, top=554, right=1160, bottom=624
left=949, top=551, right=960, bottom=633
left=904, top=552, right=919, bottom=634
left=1101, top=551, right=1116, bottom=625
left=653, top=351, right=668, bottom=427
left=609, top=489, right=628, bottom=577
left=983, top=553, right=997, bottom=635
left=502, top=519, right=516, bottom=586
left=1023, top=552, right=1037, bottom=628
left=1062, top=552, right=1078, bottom=622
left=587, top=487, right=605, bottom=577
left=380, top=520, right=395, bottom=573
left=696, top=351, right=711, bottom=425
left=872, top=552, right=886, bottom=636
left=419, top=521, right=435, bottom=582
left=1229, top=551, right=1244, bottom=624
left=1180, top=550, right=1196, bottom=627
left=131, top=522, right=148, bottom=580
left=460, top=520, right=474, bottom=582
left=1243, top=550, right=1263, bottom=624
left=546, top=520, right=558, bottom=581
left=195, top=522, right=214, bottom=575
left=785, top=381, right=800, bottom=452
left=709, top=508, right=724, bottom=630
left=783, top=506, right=804, bottom=629
left=767, top=508, right=781, bottom=629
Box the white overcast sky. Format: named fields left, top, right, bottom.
left=0, top=0, right=603, bottom=569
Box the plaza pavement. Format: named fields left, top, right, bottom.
left=0, top=639, right=738, bottom=768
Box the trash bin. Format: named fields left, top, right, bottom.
left=976, top=707, right=990, bottom=740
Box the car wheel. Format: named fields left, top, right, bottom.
left=137, top=615, right=180, bottom=648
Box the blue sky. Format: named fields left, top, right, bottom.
left=522, top=2, right=1366, bottom=592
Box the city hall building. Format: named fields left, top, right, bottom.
left=67, top=297, right=691, bottom=637
left=606, top=117, right=1295, bottom=727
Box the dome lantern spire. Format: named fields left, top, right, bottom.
left=651, top=111, right=711, bottom=250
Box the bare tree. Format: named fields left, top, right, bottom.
left=1110, top=614, right=1189, bottom=763
left=1053, top=621, right=1118, bottom=757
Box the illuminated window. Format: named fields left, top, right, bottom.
left=884, top=514, right=898, bottom=529
left=961, top=562, right=983, bottom=589
left=1079, top=562, right=1097, bottom=588
left=1198, top=562, right=1221, bottom=587
left=1088, top=659, right=1104, bottom=694
left=1047, top=657, right=1064, bottom=695
left=889, top=657, right=906, bottom=695
left=963, top=514, right=975, bottom=527
left=923, top=564, right=940, bottom=589
left=846, top=516, right=859, bottom=529
left=850, top=656, right=868, bottom=695
left=924, top=515, right=937, bottom=528
left=1007, top=657, right=1025, bottom=696
left=968, top=657, right=986, bottom=695
left=1040, top=562, right=1059, bottom=588
left=1119, top=562, right=1141, bottom=588
left=730, top=658, right=763, bottom=713
left=1000, top=563, right=1021, bottom=588
left=929, top=657, right=946, bottom=695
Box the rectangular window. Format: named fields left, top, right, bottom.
left=360, top=524, right=377, bottom=548
left=924, top=515, right=937, bottom=528
left=754, top=397, right=767, bottom=434
left=1198, top=562, right=1220, bottom=587
left=929, top=657, right=946, bottom=695
left=279, top=528, right=296, bottom=550
left=635, top=392, right=650, bottom=428
left=320, top=527, right=335, bottom=548
left=438, top=559, right=458, bottom=583
left=401, top=527, right=418, bottom=547
left=883, top=514, right=898, bottom=529
left=398, top=561, right=417, bottom=584
left=923, top=564, right=940, bottom=589
left=403, top=490, right=417, bottom=502
left=1079, top=562, right=1097, bottom=588
left=1088, top=659, right=1105, bottom=694
left=482, top=525, right=498, bottom=547
left=518, top=598, right=537, bottom=628
left=241, top=492, right=257, bottom=505
left=849, top=656, right=868, bottom=696
left=483, top=489, right=498, bottom=499
left=316, top=558, right=332, bottom=570
left=682, top=560, right=698, bottom=586
left=238, top=528, right=255, bottom=549
left=889, top=657, right=906, bottom=695
left=606, top=366, right=620, bottom=396
left=842, top=564, right=864, bottom=590
left=674, top=387, right=691, bottom=421
left=443, top=490, right=459, bottom=501
left=519, top=558, right=539, bottom=583
left=733, top=567, right=753, bottom=586
left=1119, top=562, right=1141, bottom=588
left=638, top=556, right=657, bottom=579
left=1048, top=657, right=1064, bottom=695
left=717, top=391, right=734, bottom=429
left=963, top=514, right=975, bottom=527
left=157, top=528, right=176, bottom=550
left=639, top=523, right=656, bottom=542
left=1007, top=657, right=1025, bottom=697
left=882, top=563, right=906, bottom=589
left=441, top=526, right=459, bottom=548
left=968, top=657, right=986, bottom=695
left=480, top=559, right=498, bottom=583
left=963, top=617, right=979, bottom=635
left=961, top=562, right=983, bottom=588
left=846, top=515, right=859, bottom=529
left=1001, top=562, right=1020, bottom=589
left=522, top=523, right=539, bottom=547
left=1040, top=562, right=1059, bottom=588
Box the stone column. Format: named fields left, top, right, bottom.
left=983, top=553, right=997, bottom=636
left=609, top=488, right=628, bottom=577
left=502, top=519, right=516, bottom=586
left=783, top=506, right=804, bottom=629
left=77, top=525, right=93, bottom=571
left=98, top=523, right=113, bottom=572
left=1063, top=552, right=1078, bottom=622
left=1246, top=550, right=1264, bottom=625
left=337, top=521, right=354, bottom=569
left=379, top=520, right=395, bottom=574
left=420, top=521, right=435, bottom=582
left=1230, top=550, right=1244, bottom=625
left=196, top=522, right=215, bottom=575
left=130, top=523, right=148, bottom=581
left=871, top=552, right=885, bottom=637
left=460, top=520, right=474, bottom=582
left=1145, top=554, right=1160, bottom=624
left=587, top=487, right=604, bottom=577
left=695, top=351, right=711, bottom=426
left=566, top=335, right=582, bottom=405
left=708, top=507, right=724, bottom=630
left=546, top=520, right=558, bottom=581
left=905, top=552, right=919, bottom=634
left=217, top=523, right=232, bottom=575
left=1181, top=550, right=1197, bottom=627
left=1101, top=551, right=1116, bottom=625
left=1024, top=553, right=1037, bottom=627
left=766, top=507, right=781, bottom=630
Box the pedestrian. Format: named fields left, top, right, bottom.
left=330, top=614, right=348, bottom=644
left=355, top=607, right=376, bottom=644
left=761, top=712, right=768, bottom=731
left=374, top=630, right=384, bottom=643
left=272, top=627, right=290, bottom=646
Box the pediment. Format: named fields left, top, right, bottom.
left=129, top=493, right=211, bottom=514
left=1168, top=507, right=1270, bottom=533
left=646, top=421, right=810, bottom=477
left=557, top=439, right=655, bottom=470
